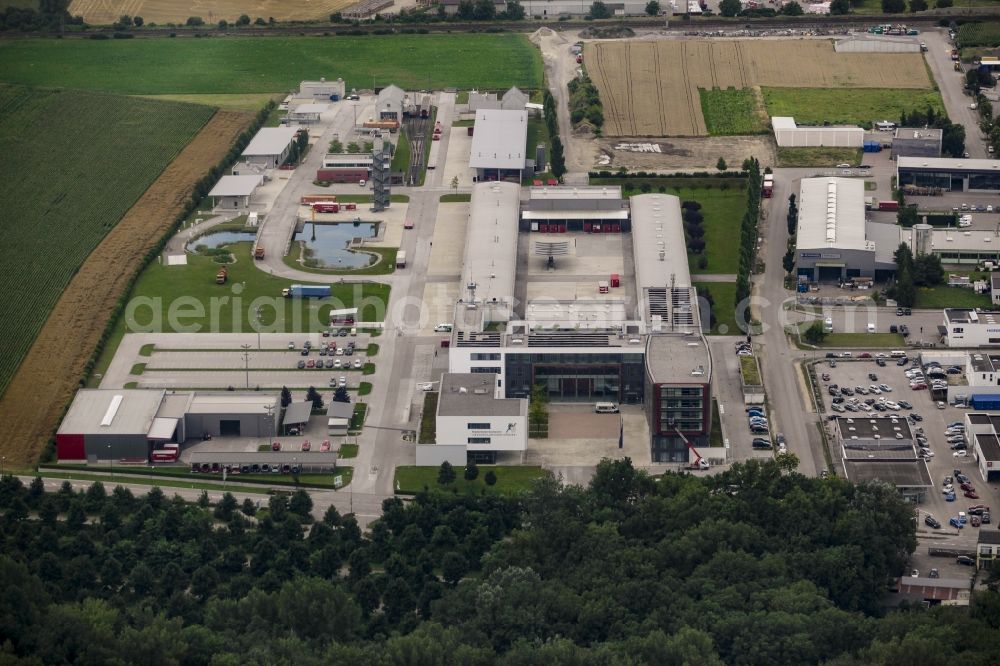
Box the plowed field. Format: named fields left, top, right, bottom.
left=585, top=39, right=933, bottom=137
left=68, top=0, right=355, bottom=25
left=0, top=110, right=252, bottom=467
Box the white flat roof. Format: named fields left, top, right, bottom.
left=148, top=417, right=178, bottom=440
left=898, top=156, right=1000, bottom=171
left=209, top=174, right=263, bottom=197
left=58, top=389, right=165, bottom=436
left=242, top=127, right=298, bottom=157
left=187, top=392, right=279, bottom=414
left=528, top=186, right=622, bottom=201
left=771, top=116, right=797, bottom=130
left=292, top=103, right=328, bottom=114
left=797, top=177, right=870, bottom=252
left=469, top=109, right=528, bottom=170
left=631, top=194, right=691, bottom=293
left=462, top=182, right=520, bottom=307
left=904, top=226, right=1000, bottom=252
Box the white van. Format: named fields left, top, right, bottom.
left=595, top=402, right=620, bottom=414
left=866, top=323, right=876, bottom=333
left=823, top=317, right=834, bottom=333
left=890, top=350, right=907, bottom=358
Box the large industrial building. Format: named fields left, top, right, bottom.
left=897, top=157, right=1000, bottom=192
left=436, top=183, right=715, bottom=464
left=902, top=223, right=1000, bottom=265
left=469, top=109, right=529, bottom=182
left=241, top=127, right=299, bottom=169
left=836, top=416, right=932, bottom=502
left=795, top=177, right=897, bottom=282
left=376, top=85, right=405, bottom=122
left=771, top=116, right=864, bottom=148
left=963, top=412, right=1000, bottom=482
left=299, top=78, right=346, bottom=101
left=56, top=389, right=279, bottom=463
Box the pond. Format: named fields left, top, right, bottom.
left=295, top=221, right=378, bottom=269
left=187, top=230, right=256, bottom=252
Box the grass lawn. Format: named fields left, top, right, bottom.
left=350, top=403, right=368, bottom=432
left=819, top=333, right=905, bottom=348
left=394, top=465, right=548, bottom=496
left=0, top=35, right=543, bottom=94
left=419, top=392, right=438, bottom=444
left=916, top=285, right=993, bottom=309
left=740, top=355, right=762, bottom=385
left=358, top=382, right=372, bottom=396
left=452, top=119, right=475, bottom=127
left=440, top=193, right=471, bottom=202
left=652, top=186, right=745, bottom=274
left=48, top=464, right=353, bottom=488
left=695, top=282, right=741, bottom=335
left=699, top=88, right=767, bottom=136
left=776, top=147, right=864, bottom=168
left=366, top=343, right=379, bottom=356
left=391, top=129, right=411, bottom=173
left=284, top=244, right=397, bottom=276
left=35, top=471, right=270, bottom=494
left=456, top=91, right=470, bottom=104
left=762, top=88, right=944, bottom=129
left=124, top=243, right=390, bottom=333
left=338, top=443, right=358, bottom=459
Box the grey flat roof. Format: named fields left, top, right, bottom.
left=631, top=194, right=690, bottom=293
left=909, top=227, right=1000, bottom=253
left=969, top=412, right=993, bottom=425
left=437, top=373, right=525, bottom=417
left=58, top=389, right=164, bottom=436
left=291, top=103, right=328, bottom=114
left=284, top=401, right=312, bottom=425
left=979, top=530, right=1000, bottom=545
left=837, top=416, right=912, bottom=440
left=242, top=127, right=297, bottom=157
left=842, top=445, right=916, bottom=460
left=843, top=459, right=933, bottom=487
left=188, top=451, right=339, bottom=464
left=157, top=393, right=193, bottom=419
left=461, top=182, right=520, bottom=308
left=945, top=308, right=1000, bottom=326
left=898, top=156, right=1000, bottom=171
left=326, top=402, right=354, bottom=419
left=798, top=177, right=869, bottom=252
left=209, top=174, right=263, bottom=197
left=645, top=334, right=711, bottom=384
left=469, top=109, right=528, bottom=170
left=528, top=186, right=622, bottom=201
left=522, top=209, right=628, bottom=221
left=975, top=433, right=1000, bottom=461
left=187, top=393, right=279, bottom=414
left=894, top=127, right=943, bottom=140
left=867, top=221, right=902, bottom=266
left=969, top=353, right=996, bottom=373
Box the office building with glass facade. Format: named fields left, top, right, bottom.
left=897, top=157, right=1000, bottom=193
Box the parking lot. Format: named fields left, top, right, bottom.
left=708, top=338, right=780, bottom=464
left=815, top=353, right=997, bottom=575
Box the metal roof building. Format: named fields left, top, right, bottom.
left=630, top=194, right=696, bottom=331
left=458, top=182, right=521, bottom=326
left=242, top=127, right=298, bottom=169
left=520, top=186, right=629, bottom=231
left=376, top=85, right=405, bottom=121
left=208, top=174, right=263, bottom=210
left=897, top=156, right=1000, bottom=193
left=469, top=109, right=528, bottom=181
left=772, top=116, right=864, bottom=148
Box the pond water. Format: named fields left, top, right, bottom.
left=295, top=221, right=378, bottom=268
left=187, top=230, right=256, bottom=251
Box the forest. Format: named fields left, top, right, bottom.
left=1, top=458, right=999, bottom=665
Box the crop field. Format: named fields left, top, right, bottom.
left=699, top=87, right=766, bottom=136
left=69, top=0, right=354, bottom=25
left=0, top=105, right=253, bottom=466
left=0, top=85, right=214, bottom=396
left=585, top=39, right=932, bottom=137
left=0, top=35, right=543, bottom=95
left=762, top=88, right=944, bottom=128
left=956, top=22, right=1000, bottom=48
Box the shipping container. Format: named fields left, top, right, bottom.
left=878, top=200, right=899, bottom=211
left=283, top=284, right=332, bottom=298
left=316, top=168, right=369, bottom=183
left=312, top=202, right=339, bottom=213
left=396, top=251, right=407, bottom=268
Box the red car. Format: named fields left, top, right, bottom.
left=301, top=440, right=311, bottom=452
left=965, top=490, right=980, bottom=499
left=271, top=441, right=281, bottom=451
left=859, top=352, right=872, bottom=358
left=960, top=482, right=975, bottom=492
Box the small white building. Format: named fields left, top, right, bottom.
left=416, top=373, right=527, bottom=466
left=376, top=85, right=405, bottom=122
left=299, top=78, right=346, bottom=101
left=208, top=175, right=263, bottom=210
left=772, top=116, right=864, bottom=148
left=288, top=103, right=328, bottom=124
left=469, top=109, right=528, bottom=181
left=242, top=127, right=299, bottom=169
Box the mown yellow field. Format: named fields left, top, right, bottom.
left=69, top=0, right=356, bottom=25
left=585, top=39, right=933, bottom=137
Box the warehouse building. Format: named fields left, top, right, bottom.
left=376, top=85, right=405, bottom=122
left=299, top=78, right=345, bottom=101
left=836, top=416, right=931, bottom=502
left=796, top=177, right=897, bottom=282
left=287, top=103, right=327, bottom=124
left=963, top=412, right=1000, bottom=482
left=317, top=153, right=374, bottom=183
left=416, top=372, right=528, bottom=466
left=902, top=223, right=1000, bottom=265
left=897, top=157, right=1000, bottom=192
left=891, top=127, right=943, bottom=159
left=56, top=389, right=279, bottom=463
left=208, top=175, right=263, bottom=210
left=772, top=116, right=864, bottom=148
left=242, top=127, right=299, bottom=169
left=520, top=186, right=630, bottom=232
left=469, top=109, right=529, bottom=182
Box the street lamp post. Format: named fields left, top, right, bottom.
left=240, top=344, right=252, bottom=389
left=107, top=444, right=113, bottom=486
left=255, top=306, right=262, bottom=350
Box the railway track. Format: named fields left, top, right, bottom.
left=6, top=11, right=998, bottom=40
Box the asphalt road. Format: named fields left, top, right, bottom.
left=924, top=29, right=986, bottom=158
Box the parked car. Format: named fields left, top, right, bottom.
left=949, top=517, right=964, bottom=528
left=954, top=450, right=969, bottom=458
left=306, top=359, right=315, bottom=368
left=924, top=515, right=941, bottom=529
left=297, top=360, right=306, bottom=369
left=971, top=515, right=982, bottom=527
left=965, top=490, right=980, bottom=499
left=354, top=359, right=363, bottom=369
left=982, top=512, right=992, bottom=524
left=967, top=505, right=989, bottom=515
left=957, top=555, right=975, bottom=565
left=288, top=341, right=295, bottom=349
left=752, top=438, right=772, bottom=450
left=929, top=568, right=940, bottom=578
left=325, top=359, right=335, bottom=368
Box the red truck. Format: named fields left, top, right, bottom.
left=878, top=200, right=900, bottom=212
left=312, top=202, right=339, bottom=213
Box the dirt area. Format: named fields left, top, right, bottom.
left=69, top=0, right=355, bottom=24
left=596, top=135, right=778, bottom=171
left=0, top=110, right=253, bottom=467
left=585, top=39, right=933, bottom=137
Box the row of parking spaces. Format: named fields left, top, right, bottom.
left=706, top=339, right=774, bottom=464
left=136, top=370, right=363, bottom=391
left=816, top=357, right=996, bottom=553
left=146, top=350, right=368, bottom=370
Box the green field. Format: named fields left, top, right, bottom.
left=762, top=88, right=944, bottom=129
left=394, top=466, right=548, bottom=496
left=390, top=129, right=411, bottom=173
left=776, top=147, right=864, bottom=168
left=124, top=243, right=389, bottom=334
left=916, top=285, right=993, bottom=309
left=957, top=21, right=1000, bottom=48
left=440, top=193, right=471, bottom=202
left=0, top=85, right=214, bottom=394
left=699, top=88, right=766, bottom=136
left=694, top=281, right=741, bottom=335
left=0, top=35, right=543, bottom=94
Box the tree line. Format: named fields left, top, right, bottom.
left=3, top=458, right=998, bottom=663
left=735, top=158, right=762, bottom=328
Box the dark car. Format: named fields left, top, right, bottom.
left=322, top=330, right=330, bottom=337
left=876, top=358, right=886, bottom=367
left=967, top=505, right=989, bottom=515
left=297, top=360, right=306, bottom=369
left=900, top=325, right=910, bottom=336
left=904, top=308, right=912, bottom=315
left=889, top=324, right=898, bottom=333
left=751, top=438, right=772, bottom=450
left=869, top=373, right=879, bottom=381
left=898, top=400, right=912, bottom=409
left=966, top=490, right=981, bottom=499
left=924, top=515, right=941, bottom=529
left=896, top=308, right=904, bottom=316
left=983, top=512, right=991, bottom=524
left=300, top=348, right=309, bottom=356
left=826, top=352, right=837, bottom=358
left=896, top=357, right=908, bottom=366
left=957, top=555, right=975, bottom=566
